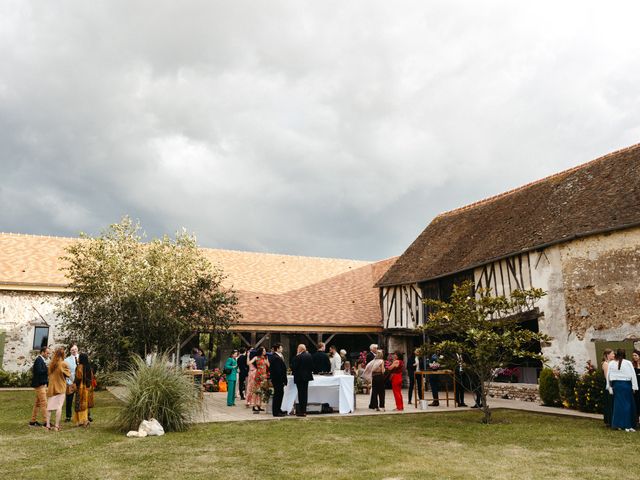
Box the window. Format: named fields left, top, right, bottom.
left=33, top=326, right=49, bottom=350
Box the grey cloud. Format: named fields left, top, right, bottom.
left=1, top=1, right=640, bottom=260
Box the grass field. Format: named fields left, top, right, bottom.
left=1, top=390, right=639, bottom=480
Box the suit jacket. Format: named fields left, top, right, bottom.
left=31, top=355, right=49, bottom=388
left=269, top=353, right=288, bottom=387
left=291, top=351, right=314, bottom=384
left=237, top=354, right=249, bottom=376
left=224, top=357, right=238, bottom=381
left=311, top=351, right=331, bottom=374
left=366, top=351, right=375, bottom=364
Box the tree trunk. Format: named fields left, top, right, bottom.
left=481, top=380, right=491, bottom=424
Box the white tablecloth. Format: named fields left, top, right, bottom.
left=282, top=374, right=355, bottom=414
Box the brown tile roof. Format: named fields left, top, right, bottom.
left=377, top=143, right=640, bottom=287
left=0, top=233, right=395, bottom=329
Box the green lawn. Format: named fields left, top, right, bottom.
left=1, top=390, right=639, bottom=480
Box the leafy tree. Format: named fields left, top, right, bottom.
left=418, top=281, right=549, bottom=424
left=57, top=217, right=240, bottom=371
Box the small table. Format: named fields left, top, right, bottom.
left=185, top=369, right=204, bottom=399
left=414, top=370, right=456, bottom=407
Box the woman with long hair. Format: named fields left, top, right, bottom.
left=45, top=347, right=70, bottom=431
left=250, top=347, right=270, bottom=414
left=73, top=352, right=95, bottom=427
left=602, top=348, right=615, bottom=427
left=632, top=349, right=640, bottom=424
left=364, top=351, right=385, bottom=411
left=388, top=351, right=405, bottom=411
left=607, top=349, right=638, bottom=431
left=245, top=348, right=258, bottom=409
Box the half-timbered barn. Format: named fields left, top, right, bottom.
left=377, top=143, right=640, bottom=379
left=0, top=233, right=394, bottom=371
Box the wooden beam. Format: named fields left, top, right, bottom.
left=302, top=333, right=316, bottom=346
left=250, top=331, right=257, bottom=346
left=238, top=332, right=252, bottom=348
left=324, top=333, right=336, bottom=345
left=180, top=332, right=197, bottom=349
left=255, top=333, right=270, bottom=348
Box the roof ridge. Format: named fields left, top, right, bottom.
left=435, top=142, right=640, bottom=218
left=0, top=232, right=373, bottom=264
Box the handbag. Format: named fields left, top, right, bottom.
left=66, top=383, right=77, bottom=395
left=223, top=367, right=232, bottom=375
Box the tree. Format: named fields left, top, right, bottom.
left=418, top=281, right=549, bottom=424
left=57, top=217, right=241, bottom=371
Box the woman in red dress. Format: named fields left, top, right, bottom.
left=388, top=352, right=405, bottom=411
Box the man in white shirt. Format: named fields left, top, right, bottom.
left=64, top=344, right=79, bottom=422
left=329, top=345, right=342, bottom=373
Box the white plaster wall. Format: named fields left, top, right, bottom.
left=528, top=245, right=578, bottom=368
left=0, top=291, right=66, bottom=371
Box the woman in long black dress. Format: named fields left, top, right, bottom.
left=632, top=350, right=640, bottom=425
left=602, top=349, right=615, bottom=427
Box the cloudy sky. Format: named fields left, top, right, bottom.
left=1, top=1, right=640, bottom=260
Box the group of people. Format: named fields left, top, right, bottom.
left=602, top=348, right=640, bottom=432
left=29, top=343, right=95, bottom=431
left=221, top=342, right=348, bottom=417
left=357, top=344, right=484, bottom=412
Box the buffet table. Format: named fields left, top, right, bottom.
left=282, top=374, right=355, bottom=414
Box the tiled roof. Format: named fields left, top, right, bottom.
left=377, top=142, right=640, bottom=287
left=0, top=233, right=395, bottom=329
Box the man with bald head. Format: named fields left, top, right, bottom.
left=290, top=344, right=314, bottom=417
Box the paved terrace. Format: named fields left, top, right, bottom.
left=108, top=387, right=601, bottom=423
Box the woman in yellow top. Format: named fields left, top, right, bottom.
left=73, top=353, right=95, bottom=427
left=45, top=347, right=71, bottom=431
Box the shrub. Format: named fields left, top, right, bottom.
left=538, top=368, right=561, bottom=406
left=114, top=354, right=200, bottom=433
left=574, top=370, right=606, bottom=414
left=558, top=356, right=579, bottom=409
left=0, top=369, right=32, bottom=388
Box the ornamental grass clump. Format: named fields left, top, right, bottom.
left=114, top=354, right=200, bottom=433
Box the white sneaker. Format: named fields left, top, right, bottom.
left=626, top=428, right=636, bottom=432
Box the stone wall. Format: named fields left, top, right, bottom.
left=0, top=291, right=66, bottom=371
left=561, top=226, right=640, bottom=341
left=488, top=382, right=540, bottom=402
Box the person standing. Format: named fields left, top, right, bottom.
left=291, top=344, right=314, bottom=417
left=250, top=347, right=270, bottom=414
left=312, top=342, right=331, bottom=374
left=607, top=348, right=639, bottom=431
left=407, top=348, right=422, bottom=405
left=245, top=347, right=258, bottom=409
left=224, top=350, right=238, bottom=407
left=270, top=343, right=288, bottom=416
left=454, top=351, right=468, bottom=407
left=64, top=344, right=79, bottom=422
left=388, top=352, right=405, bottom=411
left=73, top=353, right=95, bottom=427
left=29, top=346, right=50, bottom=427
left=192, top=348, right=206, bottom=371
left=366, top=344, right=378, bottom=364
left=329, top=345, right=342, bottom=373
left=632, top=350, right=640, bottom=425
left=45, top=347, right=71, bottom=431
left=602, top=349, right=615, bottom=426
left=364, top=351, right=385, bottom=411
left=237, top=348, right=248, bottom=400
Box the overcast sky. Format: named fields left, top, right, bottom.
left=1, top=1, right=640, bottom=260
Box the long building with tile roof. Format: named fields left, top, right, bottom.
left=0, top=233, right=395, bottom=370
left=376, top=143, right=640, bottom=378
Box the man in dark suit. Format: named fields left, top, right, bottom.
left=270, top=343, right=288, bottom=417
left=237, top=348, right=248, bottom=400
left=312, top=342, right=331, bottom=374
left=366, top=344, right=379, bottom=364
left=29, top=346, right=50, bottom=427
left=291, top=344, right=314, bottom=417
